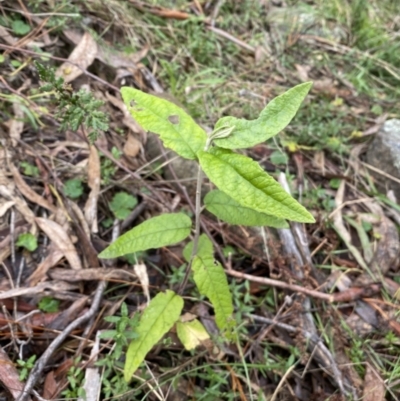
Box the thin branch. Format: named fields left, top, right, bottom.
left=226, top=268, right=333, bottom=302
left=17, top=281, right=106, bottom=401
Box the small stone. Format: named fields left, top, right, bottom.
left=366, top=119, right=400, bottom=199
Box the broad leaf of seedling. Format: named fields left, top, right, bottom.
left=176, top=319, right=210, bottom=350
left=121, top=87, right=207, bottom=160
left=182, top=232, right=213, bottom=262
left=124, top=290, right=183, bottom=381
left=213, top=82, right=312, bottom=149
left=188, top=234, right=235, bottom=338
left=99, top=213, right=192, bottom=258
left=109, top=192, right=138, bottom=220
left=204, top=189, right=289, bottom=228
left=198, top=148, right=314, bottom=223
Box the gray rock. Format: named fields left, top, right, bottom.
left=267, top=5, right=346, bottom=43
left=366, top=119, right=400, bottom=200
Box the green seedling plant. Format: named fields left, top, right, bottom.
left=99, top=81, right=314, bottom=381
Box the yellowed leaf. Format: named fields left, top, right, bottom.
left=176, top=319, right=210, bottom=351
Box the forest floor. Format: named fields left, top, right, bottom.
left=0, top=0, right=400, bottom=400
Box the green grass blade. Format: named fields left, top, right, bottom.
left=198, top=148, right=314, bottom=223
left=204, top=189, right=289, bottom=228
left=124, top=290, right=183, bottom=381
left=213, top=82, right=312, bottom=149
left=99, top=213, right=192, bottom=258
left=121, top=87, right=207, bottom=160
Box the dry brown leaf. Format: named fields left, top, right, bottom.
left=295, top=64, right=311, bottom=82
left=0, top=25, right=17, bottom=45
left=0, top=200, right=15, bottom=217
left=0, top=183, right=36, bottom=228
left=56, top=31, right=97, bottom=83
left=79, top=331, right=101, bottom=401
left=363, top=364, right=386, bottom=401
left=123, top=133, right=142, bottom=158
left=105, top=92, right=145, bottom=135
left=28, top=242, right=64, bottom=285
left=84, top=146, right=100, bottom=233
left=134, top=263, right=150, bottom=304
left=43, top=371, right=59, bottom=400
left=9, top=102, right=24, bottom=146
left=0, top=280, right=78, bottom=300
left=0, top=346, right=32, bottom=401
left=63, top=29, right=148, bottom=69
left=9, top=163, right=57, bottom=213
left=49, top=267, right=135, bottom=282
left=36, top=217, right=82, bottom=270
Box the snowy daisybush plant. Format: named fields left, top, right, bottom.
left=99, top=82, right=314, bottom=381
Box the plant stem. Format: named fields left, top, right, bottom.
left=178, top=163, right=203, bottom=295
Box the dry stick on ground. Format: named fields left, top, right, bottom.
left=249, top=313, right=353, bottom=393
left=17, top=281, right=106, bottom=401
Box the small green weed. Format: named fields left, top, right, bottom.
left=100, top=147, right=121, bottom=184
left=109, top=192, right=138, bottom=220
left=20, top=161, right=39, bottom=177
left=36, top=62, right=109, bottom=143
left=63, top=178, right=84, bottom=199
left=16, top=233, right=38, bottom=252
left=61, top=358, right=86, bottom=400
left=17, top=355, right=36, bottom=381
left=98, top=303, right=139, bottom=399
left=38, top=296, right=60, bottom=313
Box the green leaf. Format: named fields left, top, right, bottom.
left=99, top=213, right=192, bottom=258
left=204, top=190, right=288, bottom=228
left=64, top=179, right=84, bottom=199
left=16, top=233, right=38, bottom=252
left=269, top=150, right=289, bottom=165
left=12, top=20, right=31, bottom=36
left=124, top=290, right=183, bottom=381
left=176, top=319, right=210, bottom=350
left=109, top=192, right=138, bottom=220
left=198, top=148, right=314, bottom=223
left=121, top=87, right=207, bottom=160
left=213, top=82, right=312, bottom=149
left=38, top=297, right=60, bottom=313
left=191, top=235, right=235, bottom=338
left=182, top=232, right=213, bottom=262
left=20, top=161, right=39, bottom=177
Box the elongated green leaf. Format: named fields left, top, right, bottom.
left=99, top=213, right=192, bottom=258
left=204, top=189, right=289, bottom=228
left=189, top=235, right=235, bottom=338
left=124, top=290, right=183, bottom=381
left=176, top=319, right=210, bottom=350
left=193, top=255, right=235, bottom=338
left=213, top=82, right=312, bottom=149
left=121, top=87, right=207, bottom=160
left=198, top=148, right=314, bottom=223
left=182, top=233, right=213, bottom=262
